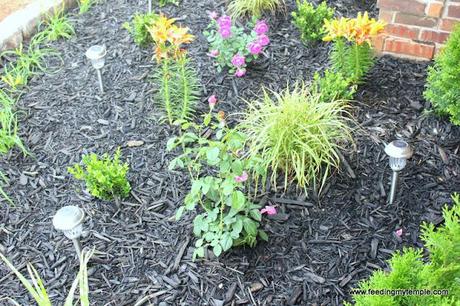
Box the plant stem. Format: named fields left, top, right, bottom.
left=179, top=56, right=190, bottom=120
left=162, top=59, right=173, bottom=125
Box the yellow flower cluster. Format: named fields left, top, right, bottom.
left=323, top=12, right=386, bottom=46
left=147, top=15, right=195, bottom=62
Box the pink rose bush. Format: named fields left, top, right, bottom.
left=203, top=13, right=271, bottom=77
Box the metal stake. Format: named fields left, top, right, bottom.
left=148, top=0, right=152, bottom=13
left=72, top=239, right=82, bottom=260
left=389, top=171, right=399, bottom=204
left=96, top=69, right=104, bottom=94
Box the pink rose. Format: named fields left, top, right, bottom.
left=257, top=34, right=270, bottom=47
left=219, top=27, right=232, bottom=39
left=248, top=42, right=263, bottom=55
left=235, top=171, right=248, bottom=183
left=208, top=11, right=218, bottom=19
left=208, top=49, right=219, bottom=57
left=208, top=95, right=217, bottom=109
left=235, top=68, right=246, bottom=77
left=217, top=15, right=232, bottom=28
left=261, top=205, right=277, bottom=215
left=395, top=228, right=403, bottom=237
left=254, top=20, right=269, bottom=35
left=231, top=54, right=246, bottom=67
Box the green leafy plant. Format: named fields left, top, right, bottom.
left=79, top=0, right=97, bottom=14
left=311, top=69, right=356, bottom=103
left=292, top=0, right=334, bottom=43
left=228, top=0, right=285, bottom=18
left=347, top=194, right=460, bottom=306
left=38, top=10, right=75, bottom=42
left=159, top=0, right=179, bottom=6
left=424, top=25, right=460, bottom=125
left=0, top=248, right=93, bottom=305
left=122, top=12, right=158, bottom=47
left=0, top=171, right=14, bottom=206
left=68, top=148, right=131, bottom=202
left=167, top=110, right=269, bottom=259
left=240, top=82, right=353, bottom=191
left=0, top=90, right=26, bottom=155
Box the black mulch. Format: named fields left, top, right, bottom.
left=1, top=0, right=459, bottom=305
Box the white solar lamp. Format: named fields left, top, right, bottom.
left=85, top=45, right=107, bottom=94
left=53, top=206, right=85, bottom=259
left=148, top=0, right=152, bottom=13
left=384, top=140, right=414, bottom=204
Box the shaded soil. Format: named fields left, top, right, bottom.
left=0, top=0, right=459, bottom=305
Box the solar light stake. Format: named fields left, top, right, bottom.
left=384, top=140, right=413, bottom=204
left=148, top=0, right=152, bottom=13
left=85, top=45, right=107, bottom=94
left=53, top=206, right=85, bottom=259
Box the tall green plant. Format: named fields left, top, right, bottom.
left=424, top=25, right=460, bottom=125
left=0, top=249, right=94, bottom=305
left=0, top=90, right=26, bottom=155
left=38, top=9, right=75, bottom=42
left=292, top=0, right=335, bottom=43
left=122, top=12, right=158, bottom=47
left=240, top=82, right=353, bottom=191
left=347, top=194, right=460, bottom=306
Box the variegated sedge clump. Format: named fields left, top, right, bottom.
left=228, top=0, right=285, bottom=18
left=148, top=15, right=199, bottom=125
left=323, top=12, right=386, bottom=84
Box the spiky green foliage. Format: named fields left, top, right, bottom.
left=153, top=57, right=199, bottom=125
left=292, top=1, right=334, bottom=43
left=68, top=148, right=131, bottom=201
left=37, top=10, right=75, bottom=42
left=79, top=0, right=97, bottom=14
left=348, top=194, right=460, bottom=306
left=123, top=12, right=158, bottom=47
left=240, top=82, right=353, bottom=190
left=0, top=90, right=26, bottom=155
left=0, top=170, right=14, bottom=206
left=0, top=248, right=94, bottom=305
left=424, top=25, right=460, bottom=125
left=311, top=69, right=356, bottom=103
left=228, top=0, right=285, bottom=18
left=331, top=38, right=374, bottom=84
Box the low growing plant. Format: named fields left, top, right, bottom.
left=68, top=148, right=131, bottom=202
left=228, top=0, right=285, bottom=18
left=204, top=13, right=270, bottom=77
left=79, top=0, right=97, bottom=14
left=167, top=106, right=270, bottom=259
left=148, top=15, right=198, bottom=124
left=347, top=194, right=460, bottom=306
left=37, top=9, right=75, bottom=42
left=0, top=90, right=26, bottom=155
left=323, top=12, right=386, bottom=84
left=424, top=24, right=460, bottom=125
left=240, top=82, right=353, bottom=191
left=123, top=12, right=158, bottom=47
left=292, top=0, right=335, bottom=43
left=0, top=248, right=94, bottom=305
left=311, top=69, right=356, bottom=102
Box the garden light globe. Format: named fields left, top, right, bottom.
left=85, top=45, right=107, bottom=70
left=384, top=140, right=414, bottom=204
left=53, top=206, right=85, bottom=258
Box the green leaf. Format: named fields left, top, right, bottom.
left=258, top=230, right=269, bottom=241
left=213, top=244, right=222, bottom=257
left=232, top=218, right=243, bottom=235
left=206, top=147, right=220, bottom=165
left=222, top=179, right=234, bottom=196
left=175, top=206, right=185, bottom=220
left=249, top=209, right=262, bottom=222
left=243, top=218, right=258, bottom=236
left=193, top=215, right=205, bottom=236
left=231, top=191, right=246, bottom=211
left=231, top=160, right=244, bottom=174
left=195, top=238, right=204, bottom=247
left=166, top=137, right=177, bottom=151
left=193, top=247, right=205, bottom=260
left=221, top=233, right=233, bottom=251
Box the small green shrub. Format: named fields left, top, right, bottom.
left=312, top=69, right=356, bottom=102
left=167, top=110, right=268, bottom=259
left=424, top=25, right=460, bottom=125
left=68, top=148, right=131, bottom=201
left=228, top=0, right=285, bottom=18
left=123, top=12, right=158, bottom=47
left=38, top=10, right=75, bottom=42
left=79, top=0, right=97, bottom=14
left=240, top=82, right=353, bottom=191
left=347, top=194, right=460, bottom=306
left=0, top=249, right=93, bottom=306
left=292, top=1, right=334, bottom=43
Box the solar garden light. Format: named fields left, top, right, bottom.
left=85, top=45, right=107, bottom=94
left=384, top=140, right=414, bottom=204
left=52, top=206, right=85, bottom=259
left=148, top=0, right=152, bottom=13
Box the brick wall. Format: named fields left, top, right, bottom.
left=376, top=0, right=460, bottom=60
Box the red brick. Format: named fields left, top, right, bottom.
left=379, top=10, right=395, bottom=23
left=377, top=0, right=426, bottom=15
left=384, top=37, right=435, bottom=59
left=385, top=24, right=420, bottom=39
left=394, top=13, right=438, bottom=27
left=426, top=2, right=444, bottom=18
left=447, top=4, right=460, bottom=18
left=372, top=34, right=386, bottom=52
left=420, top=30, right=450, bottom=44
left=439, top=18, right=460, bottom=31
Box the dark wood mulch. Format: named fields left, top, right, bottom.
left=0, top=0, right=459, bottom=305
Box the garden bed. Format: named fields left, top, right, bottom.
left=0, top=0, right=459, bottom=305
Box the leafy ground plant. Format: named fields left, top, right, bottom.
left=0, top=248, right=94, bottom=305
left=123, top=12, right=158, bottom=47
left=424, top=24, right=460, bottom=125
left=311, top=69, right=356, bottom=102
left=68, top=148, right=131, bottom=203
left=347, top=194, right=460, bottom=306
left=323, top=12, right=385, bottom=84
left=79, top=0, right=97, bottom=14
left=228, top=0, right=285, bottom=18
left=37, top=9, right=75, bottom=42
left=167, top=105, right=270, bottom=259
left=240, top=82, right=353, bottom=191
left=292, top=0, right=335, bottom=43
left=204, top=13, right=270, bottom=77
left=0, top=90, right=26, bottom=155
